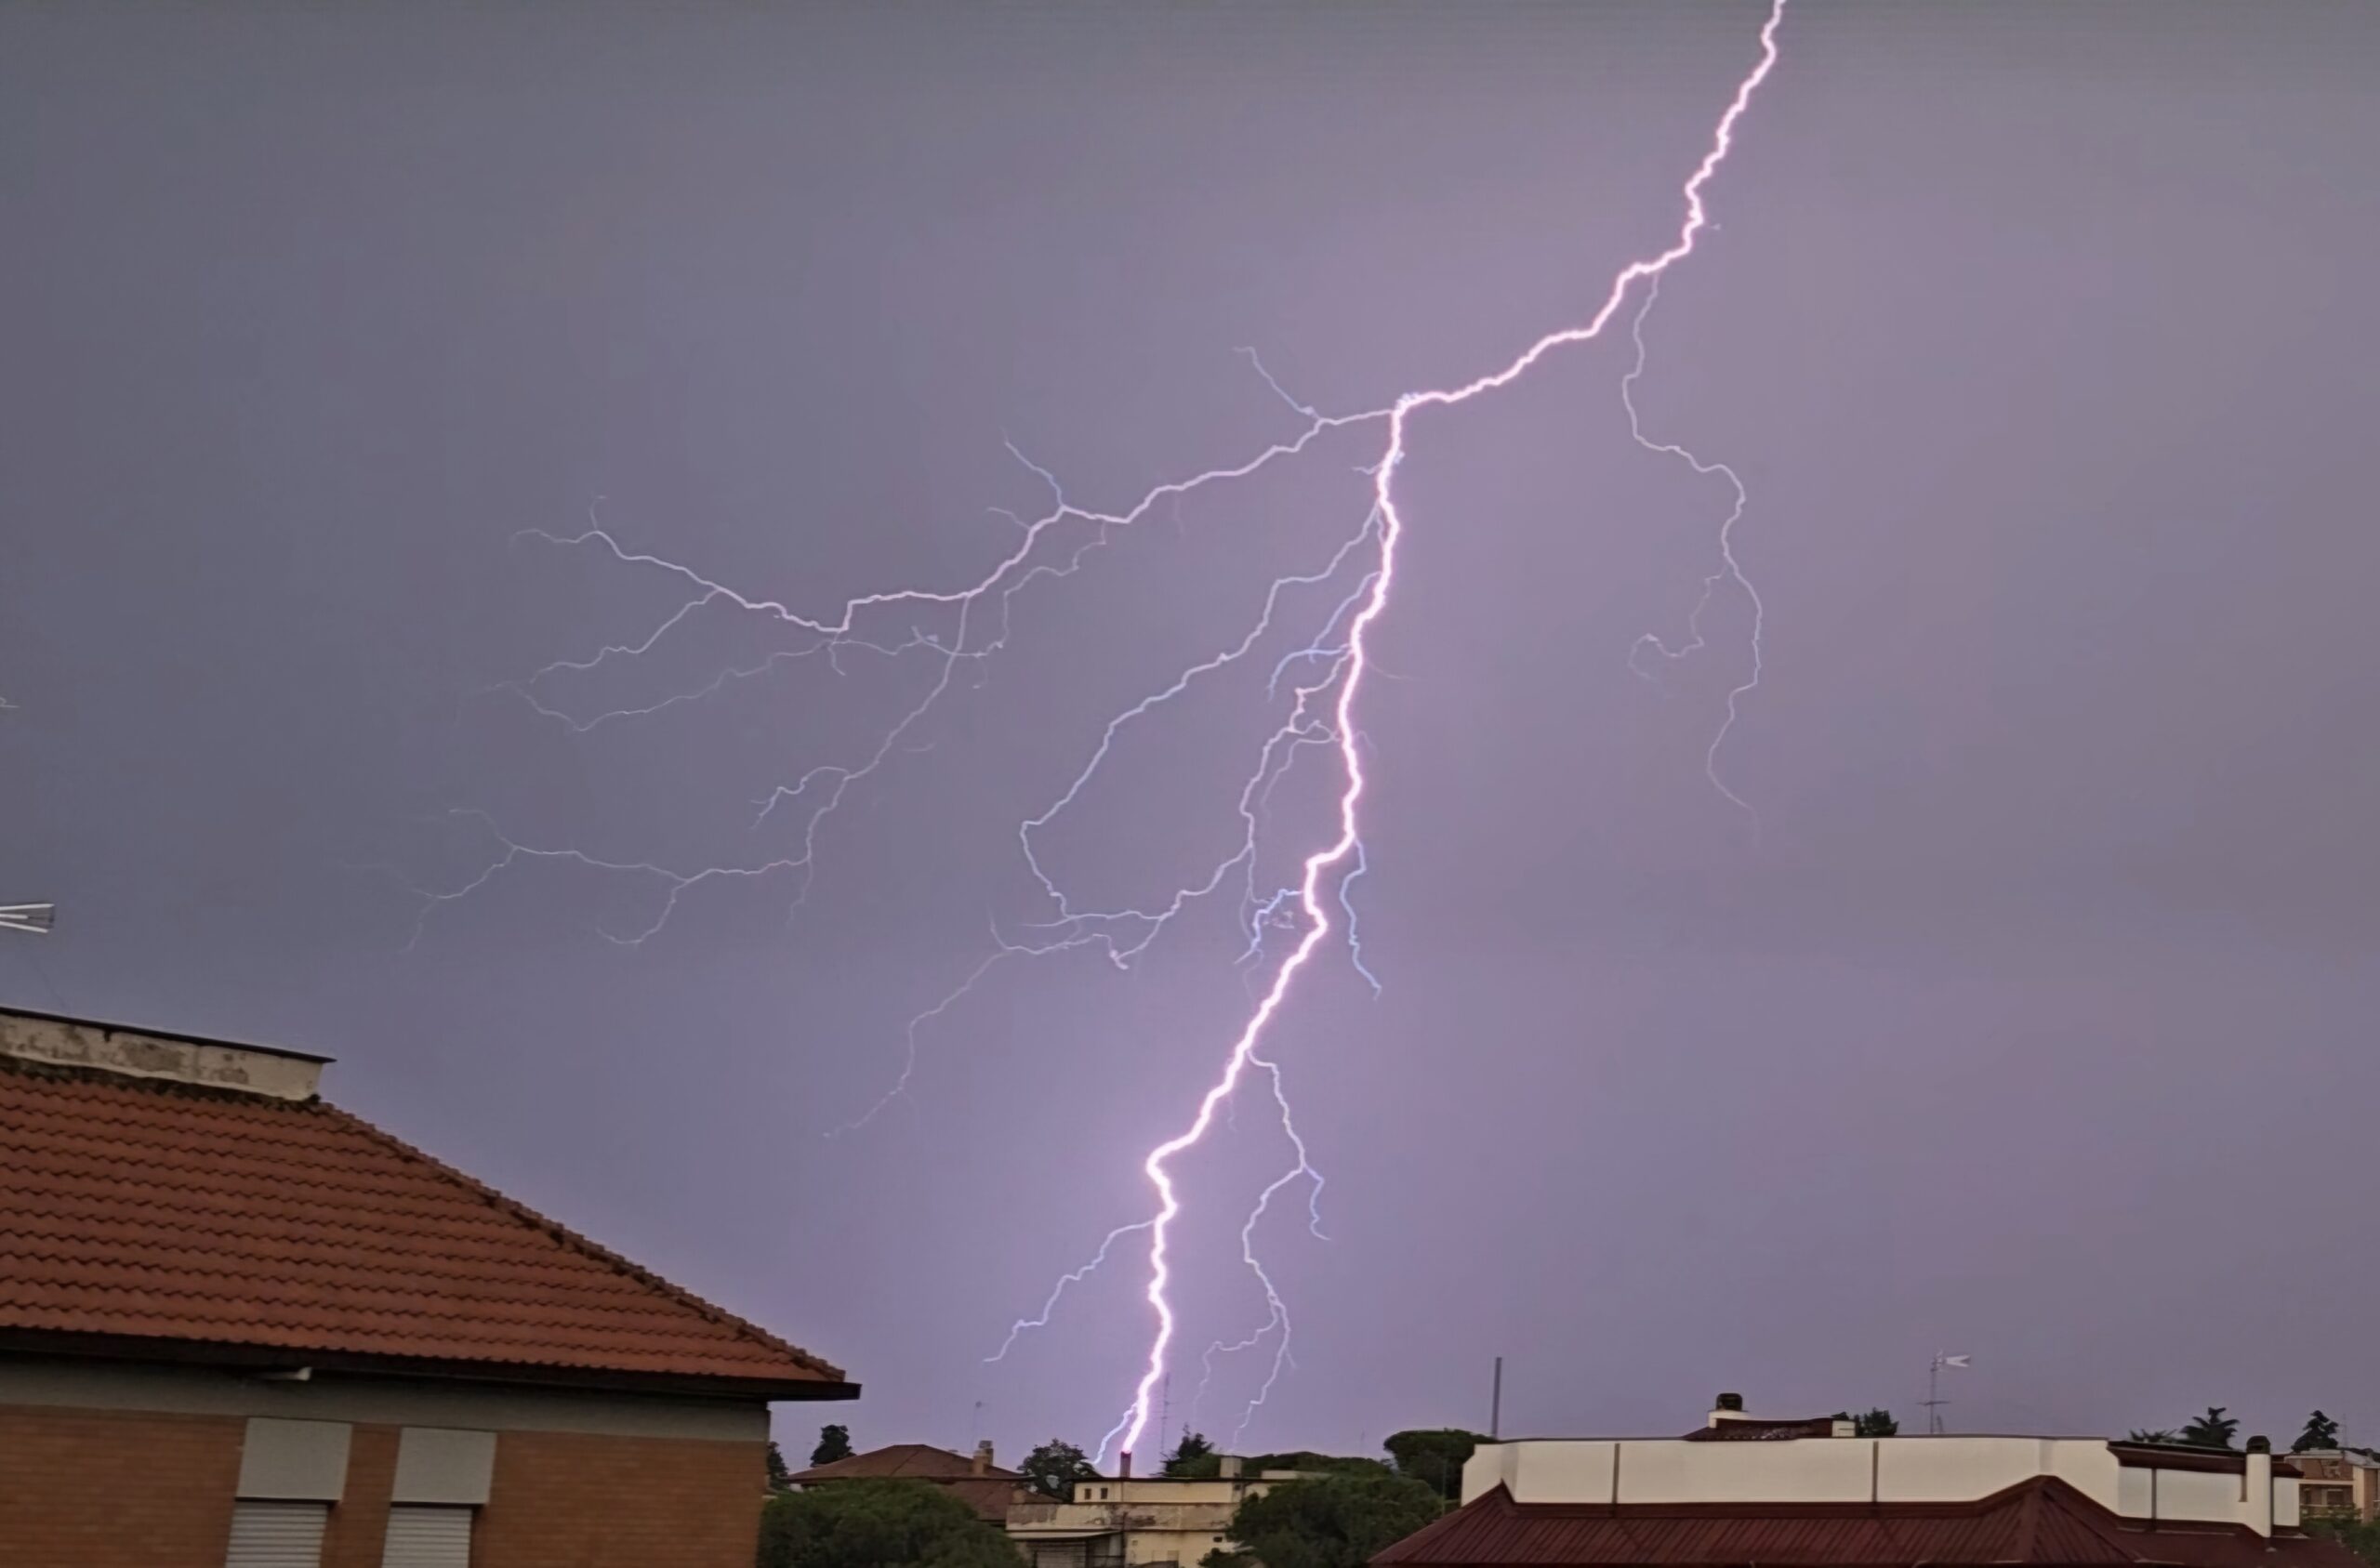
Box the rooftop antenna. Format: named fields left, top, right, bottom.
left=1923, top=1351, right=1971, bottom=1434
left=0, top=904, right=55, bottom=936
left=1490, top=1356, right=1503, bottom=1441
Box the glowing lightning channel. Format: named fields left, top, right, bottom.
left=421, top=0, right=1784, bottom=1464
left=1098, top=0, right=1787, bottom=1465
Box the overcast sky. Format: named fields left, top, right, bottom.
left=5, top=1, right=2377, bottom=1461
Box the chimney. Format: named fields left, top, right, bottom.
left=1118, top=1452, right=1132, bottom=1480
left=972, top=1442, right=994, bottom=1477
left=2246, top=1436, right=2273, bottom=1537
left=0, top=1008, right=327, bottom=1100
left=1221, top=1456, right=1243, bottom=1481
left=1710, top=1392, right=1748, bottom=1429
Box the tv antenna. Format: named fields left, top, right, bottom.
left=1923, top=1351, right=1971, bottom=1434
left=0, top=904, right=54, bottom=936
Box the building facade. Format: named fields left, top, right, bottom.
left=1372, top=1396, right=2358, bottom=1568
left=0, top=1006, right=855, bottom=1567
left=2291, top=1450, right=2380, bottom=1524
left=1007, top=1458, right=1304, bottom=1568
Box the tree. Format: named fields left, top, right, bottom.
left=1166, top=1430, right=1219, bottom=1478
left=756, top=1478, right=1012, bottom=1568
left=811, top=1424, right=856, bottom=1467
left=2127, top=1430, right=2178, bottom=1444
left=1021, top=1439, right=1099, bottom=1502
left=2297, top=1412, right=2344, bottom=1454
left=917, top=1527, right=1035, bottom=1568
left=2308, top=1520, right=2380, bottom=1567
left=768, top=1442, right=795, bottom=1493
left=1383, top=1430, right=1486, bottom=1502
left=1223, top=1471, right=1446, bottom=1568
left=2178, top=1408, right=2241, bottom=1451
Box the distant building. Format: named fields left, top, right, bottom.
left=792, top=1441, right=1025, bottom=1524
left=1008, top=1456, right=1312, bottom=1568
left=2292, top=1450, right=2380, bottom=1523
left=0, top=1006, right=855, bottom=1568
left=1373, top=1394, right=2360, bottom=1568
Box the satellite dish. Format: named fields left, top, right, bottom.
left=0, top=903, right=56, bottom=935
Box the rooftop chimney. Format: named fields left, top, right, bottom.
left=1220, top=1456, right=1243, bottom=1481
left=0, top=1008, right=327, bottom=1101
left=2246, top=1436, right=2273, bottom=1537
left=1118, top=1452, right=1132, bottom=1480
left=1710, top=1392, right=1748, bottom=1428
left=972, top=1442, right=994, bottom=1477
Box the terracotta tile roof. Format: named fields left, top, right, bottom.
left=793, top=1444, right=1020, bottom=1482
left=0, top=1056, right=852, bottom=1398
left=1372, top=1478, right=2361, bottom=1568
left=790, top=1445, right=1025, bottom=1523
left=938, top=1479, right=1028, bottom=1524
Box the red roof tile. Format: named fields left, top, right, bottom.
left=0, top=1057, right=851, bottom=1398
left=1372, top=1478, right=2361, bottom=1568
left=793, top=1444, right=1020, bottom=1482
left=789, top=1446, right=1025, bottom=1523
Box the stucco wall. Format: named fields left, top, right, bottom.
left=1462, top=1434, right=2298, bottom=1534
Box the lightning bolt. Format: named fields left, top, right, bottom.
left=1095, top=0, right=1787, bottom=1464
left=414, top=0, right=1787, bottom=1462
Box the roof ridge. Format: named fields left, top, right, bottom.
left=313, top=1098, right=844, bottom=1382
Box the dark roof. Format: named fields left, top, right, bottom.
left=790, top=1446, right=1024, bottom=1524
left=0, top=1055, right=854, bottom=1400
left=1371, top=1477, right=2361, bottom=1568
left=940, top=1478, right=1028, bottom=1523
left=1683, top=1418, right=1840, bottom=1443
left=793, top=1444, right=1019, bottom=1483
left=2109, top=1443, right=2305, bottom=1478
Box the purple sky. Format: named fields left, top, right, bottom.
left=5, top=1, right=2378, bottom=1462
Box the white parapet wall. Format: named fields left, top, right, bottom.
left=1464, top=1435, right=2297, bottom=1534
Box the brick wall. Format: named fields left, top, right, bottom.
left=324, top=1422, right=400, bottom=1568
left=480, top=1428, right=767, bottom=1568
left=0, top=1403, right=242, bottom=1566
left=0, top=1401, right=768, bottom=1568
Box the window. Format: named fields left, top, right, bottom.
left=225, top=1499, right=329, bottom=1567
left=382, top=1503, right=474, bottom=1567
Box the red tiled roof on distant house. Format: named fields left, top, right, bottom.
left=0, top=1043, right=855, bottom=1400
left=1371, top=1477, right=2362, bottom=1568
left=793, top=1443, right=1018, bottom=1482
left=791, top=1444, right=1024, bottom=1522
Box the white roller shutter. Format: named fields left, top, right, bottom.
left=381, top=1504, right=474, bottom=1567
left=225, top=1499, right=328, bottom=1567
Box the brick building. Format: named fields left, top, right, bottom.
left=0, top=1005, right=856, bottom=1567
left=2292, top=1450, right=2380, bottom=1523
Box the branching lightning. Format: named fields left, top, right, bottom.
left=407, top=0, right=1786, bottom=1464
left=1621, top=273, right=1763, bottom=822
left=1094, top=0, right=1787, bottom=1463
